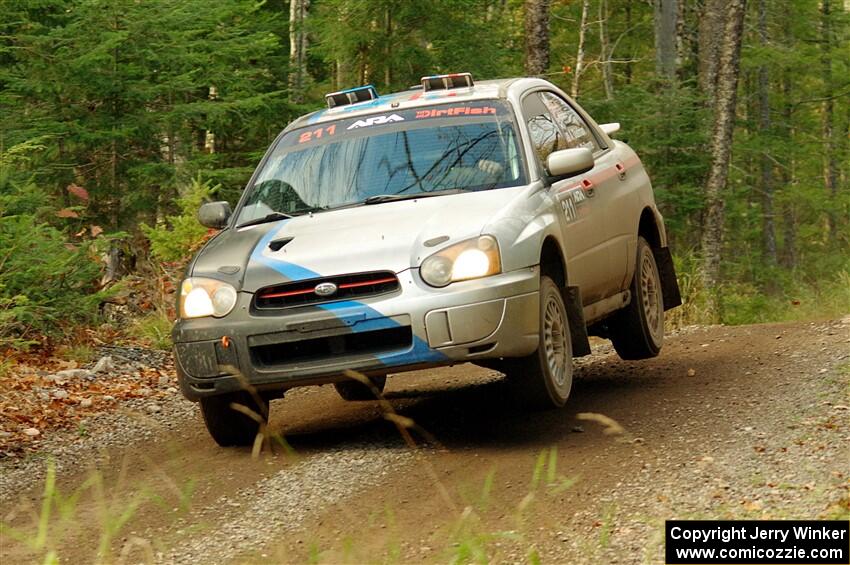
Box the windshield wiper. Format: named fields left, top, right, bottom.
left=363, top=188, right=468, bottom=205
left=236, top=211, right=293, bottom=229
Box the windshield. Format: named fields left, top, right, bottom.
left=236, top=100, right=526, bottom=224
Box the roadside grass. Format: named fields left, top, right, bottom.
left=457, top=447, right=580, bottom=563
left=0, top=444, right=581, bottom=564
left=1, top=459, right=147, bottom=565
left=0, top=356, right=13, bottom=378
left=667, top=250, right=850, bottom=329
left=129, top=309, right=173, bottom=350
left=56, top=343, right=96, bottom=365
left=0, top=450, right=198, bottom=565
left=1, top=404, right=203, bottom=564
left=294, top=446, right=580, bottom=565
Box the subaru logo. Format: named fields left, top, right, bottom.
left=314, top=282, right=338, bottom=297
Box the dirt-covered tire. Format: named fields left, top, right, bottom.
left=507, top=275, right=573, bottom=409
left=200, top=391, right=267, bottom=447
left=610, top=236, right=665, bottom=360
left=334, top=374, right=386, bottom=401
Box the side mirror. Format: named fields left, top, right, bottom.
left=198, top=201, right=232, bottom=229
left=546, top=148, right=594, bottom=178
left=599, top=122, right=621, bottom=136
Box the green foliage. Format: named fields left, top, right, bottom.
left=583, top=85, right=711, bottom=246
left=719, top=265, right=850, bottom=326
left=667, top=249, right=850, bottom=329
left=0, top=188, right=104, bottom=349
left=311, top=0, right=521, bottom=94
left=129, top=309, right=173, bottom=350
left=58, top=343, right=96, bottom=364
left=0, top=139, right=108, bottom=349
left=1, top=0, right=847, bottom=336
left=665, top=249, right=711, bottom=329
left=1, top=0, right=292, bottom=233
left=0, top=457, right=195, bottom=564
left=142, top=177, right=218, bottom=264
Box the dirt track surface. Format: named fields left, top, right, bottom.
left=2, top=319, right=849, bottom=564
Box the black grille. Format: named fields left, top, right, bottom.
left=254, top=271, right=400, bottom=310
left=251, top=326, right=412, bottom=367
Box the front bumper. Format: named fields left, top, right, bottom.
left=173, top=267, right=540, bottom=400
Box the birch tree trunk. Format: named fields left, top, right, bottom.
left=697, top=0, right=725, bottom=103
left=599, top=0, right=615, bottom=99
left=757, top=0, right=777, bottom=263
left=571, top=0, right=590, bottom=98
left=524, top=0, right=550, bottom=75
left=699, top=0, right=747, bottom=319
left=289, top=0, right=310, bottom=103
left=653, top=0, right=678, bottom=81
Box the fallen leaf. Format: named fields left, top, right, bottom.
left=56, top=208, right=79, bottom=219
left=90, top=225, right=103, bottom=237
left=67, top=184, right=89, bottom=201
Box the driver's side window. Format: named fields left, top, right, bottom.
left=522, top=93, right=561, bottom=168
left=539, top=91, right=599, bottom=152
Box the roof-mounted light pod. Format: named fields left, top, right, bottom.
left=420, top=73, right=474, bottom=92
left=324, top=85, right=379, bottom=109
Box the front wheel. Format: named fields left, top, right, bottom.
left=506, top=275, right=573, bottom=409
left=200, top=391, right=268, bottom=447
left=610, top=236, right=665, bottom=360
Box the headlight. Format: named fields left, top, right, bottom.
left=420, top=235, right=501, bottom=287
left=179, top=278, right=238, bottom=319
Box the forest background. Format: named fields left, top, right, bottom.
left=1, top=0, right=847, bottom=353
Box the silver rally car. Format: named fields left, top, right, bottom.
left=174, top=73, right=681, bottom=446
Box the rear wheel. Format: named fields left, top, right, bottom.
left=507, top=275, right=573, bottom=409
left=610, top=236, right=664, bottom=360
left=200, top=391, right=267, bottom=447
left=334, top=374, right=386, bottom=401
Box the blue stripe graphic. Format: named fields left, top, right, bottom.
left=249, top=223, right=447, bottom=366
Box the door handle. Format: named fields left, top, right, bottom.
left=615, top=162, right=627, bottom=181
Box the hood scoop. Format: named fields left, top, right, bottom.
left=268, top=237, right=294, bottom=252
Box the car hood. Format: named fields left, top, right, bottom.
left=191, top=187, right=525, bottom=293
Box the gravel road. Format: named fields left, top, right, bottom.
left=1, top=319, right=848, bottom=564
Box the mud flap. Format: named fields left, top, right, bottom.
left=564, top=286, right=591, bottom=357
left=653, top=247, right=682, bottom=311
